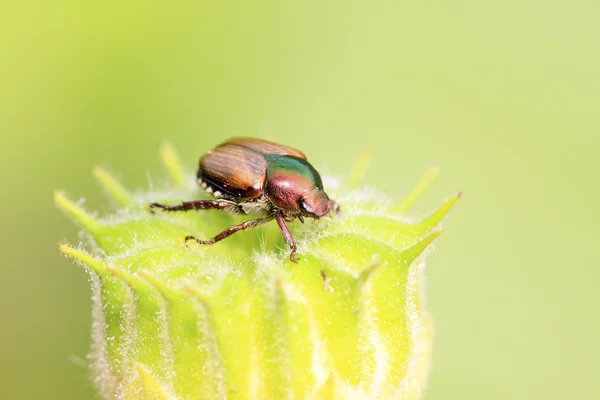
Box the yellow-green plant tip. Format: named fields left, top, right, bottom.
left=58, top=244, right=108, bottom=276
left=404, top=229, right=444, bottom=261
left=421, top=191, right=461, bottom=228
left=54, top=190, right=101, bottom=232
left=93, top=167, right=134, bottom=206
left=348, top=146, right=374, bottom=188
left=135, top=363, right=174, bottom=400
left=57, top=146, right=460, bottom=399
left=159, top=142, right=186, bottom=188
left=393, top=166, right=440, bottom=214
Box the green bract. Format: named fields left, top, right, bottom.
left=56, top=144, right=459, bottom=400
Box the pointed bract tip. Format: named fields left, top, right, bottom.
left=57, top=245, right=109, bottom=276
left=136, top=363, right=172, bottom=400
left=348, top=146, right=375, bottom=188
left=57, top=243, right=73, bottom=255
left=357, top=259, right=383, bottom=288
left=92, top=167, right=134, bottom=206
left=400, top=229, right=443, bottom=263
left=92, top=166, right=107, bottom=181
left=392, top=166, right=441, bottom=214
left=54, top=190, right=101, bottom=232
left=159, top=142, right=176, bottom=154
left=135, top=362, right=148, bottom=376
left=421, top=192, right=461, bottom=229
left=159, top=142, right=186, bottom=188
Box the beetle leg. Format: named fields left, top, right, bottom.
left=274, top=210, right=298, bottom=263
left=149, top=199, right=236, bottom=214
left=185, top=216, right=273, bottom=246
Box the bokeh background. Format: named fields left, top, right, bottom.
left=1, top=2, right=598, bottom=399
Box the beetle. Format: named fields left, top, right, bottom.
left=149, top=137, right=338, bottom=262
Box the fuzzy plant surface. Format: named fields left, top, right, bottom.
left=56, top=144, right=459, bottom=400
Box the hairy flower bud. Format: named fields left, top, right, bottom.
left=56, top=144, right=459, bottom=399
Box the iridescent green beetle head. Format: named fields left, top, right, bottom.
left=264, top=155, right=332, bottom=218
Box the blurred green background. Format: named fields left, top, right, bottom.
left=1, top=1, right=598, bottom=399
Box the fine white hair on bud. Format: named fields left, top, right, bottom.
left=56, top=144, right=459, bottom=400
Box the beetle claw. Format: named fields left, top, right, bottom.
left=289, top=250, right=299, bottom=263
left=184, top=235, right=197, bottom=248
left=149, top=203, right=162, bottom=214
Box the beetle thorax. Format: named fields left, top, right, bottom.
left=264, top=155, right=326, bottom=216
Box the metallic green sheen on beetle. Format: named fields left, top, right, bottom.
left=149, top=137, right=338, bottom=262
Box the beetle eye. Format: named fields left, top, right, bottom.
left=299, top=199, right=313, bottom=214
left=299, top=188, right=331, bottom=218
